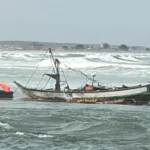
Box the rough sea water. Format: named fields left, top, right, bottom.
left=0, top=48, right=150, bottom=150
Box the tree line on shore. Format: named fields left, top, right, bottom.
left=0, top=41, right=149, bottom=51
left=62, top=43, right=150, bottom=51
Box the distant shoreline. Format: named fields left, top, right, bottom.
left=0, top=40, right=149, bottom=52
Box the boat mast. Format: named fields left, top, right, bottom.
left=48, top=48, right=61, bottom=91
left=54, top=59, right=60, bottom=91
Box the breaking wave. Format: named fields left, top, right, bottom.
left=38, top=53, right=150, bottom=69
left=0, top=122, right=13, bottom=130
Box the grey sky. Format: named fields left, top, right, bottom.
left=0, top=0, right=150, bottom=46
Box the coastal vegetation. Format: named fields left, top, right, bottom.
left=0, top=41, right=149, bottom=52
left=62, top=46, right=68, bottom=49
left=75, top=44, right=85, bottom=49
left=102, top=43, right=110, bottom=49
left=118, top=44, right=129, bottom=50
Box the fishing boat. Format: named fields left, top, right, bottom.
left=0, top=82, right=13, bottom=99
left=14, top=48, right=150, bottom=105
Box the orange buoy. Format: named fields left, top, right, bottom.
left=0, top=82, right=11, bottom=92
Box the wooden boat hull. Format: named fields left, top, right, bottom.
left=14, top=81, right=150, bottom=105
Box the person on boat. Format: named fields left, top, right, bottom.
left=84, top=84, right=94, bottom=91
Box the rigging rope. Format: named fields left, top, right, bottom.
left=49, top=48, right=56, bottom=70
left=25, top=50, right=48, bottom=87
left=50, top=51, right=55, bottom=73
left=36, top=48, right=58, bottom=90
left=43, top=77, right=51, bottom=90
left=53, top=51, right=101, bottom=85
left=60, top=68, right=70, bottom=88
left=13, top=86, right=18, bottom=94
left=36, top=51, right=54, bottom=89
left=36, top=67, right=52, bottom=89
left=63, top=63, right=101, bottom=85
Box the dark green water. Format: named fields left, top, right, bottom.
left=0, top=101, right=150, bottom=150
left=0, top=50, right=150, bottom=149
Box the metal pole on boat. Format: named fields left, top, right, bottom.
left=47, top=48, right=61, bottom=91
left=49, top=48, right=56, bottom=69
left=92, top=74, right=96, bottom=85
left=54, top=59, right=61, bottom=91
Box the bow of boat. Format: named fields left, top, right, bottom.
left=14, top=81, right=26, bottom=89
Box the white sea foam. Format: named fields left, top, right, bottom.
left=0, top=51, right=40, bottom=61
left=15, top=132, right=53, bottom=138
left=38, top=56, right=150, bottom=71
left=86, top=53, right=148, bottom=64
left=15, top=132, right=25, bottom=135
left=1, top=50, right=150, bottom=79
left=0, top=122, right=13, bottom=129
left=38, top=58, right=111, bottom=69
left=38, top=134, right=53, bottom=138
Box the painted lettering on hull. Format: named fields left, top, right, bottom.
left=71, top=98, right=125, bottom=104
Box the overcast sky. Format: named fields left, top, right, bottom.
left=0, top=0, right=150, bottom=46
